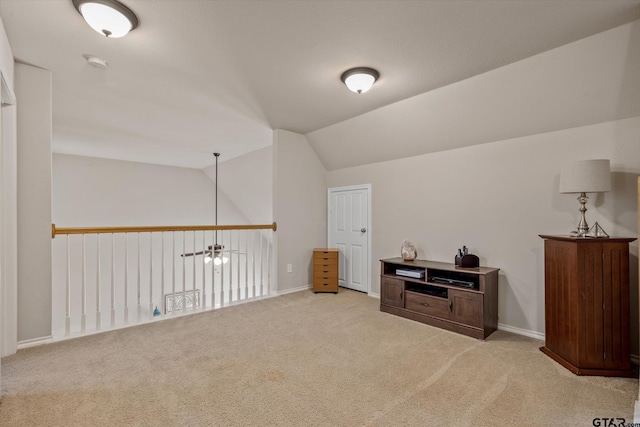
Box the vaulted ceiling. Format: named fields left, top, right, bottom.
left=0, top=0, right=639, bottom=169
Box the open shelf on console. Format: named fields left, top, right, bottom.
left=405, top=282, right=448, bottom=299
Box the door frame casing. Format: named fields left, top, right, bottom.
left=327, top=184, right=372, bottom=295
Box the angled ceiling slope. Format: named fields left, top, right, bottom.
left=0, top=0, right=638, bottom=169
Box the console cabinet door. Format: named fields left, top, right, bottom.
left=449, top=289, right=483, bottom=328
left=381, top=277, right=404, bottom=308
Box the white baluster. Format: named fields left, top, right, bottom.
left=171, top=232, right=176, bottom=314
left=192, top=231, right=196, bottom=311
left=81, top=234, right=86, bottom=332
left=65, top=235, right=71, bottom=336
left=220, top=230, right=225, bottom=306
left=149, top=232, right=153, bottom=318
left=182, top=231, right=186, bottom=312
left=201, top=231, right=206, bottom=310
left=244, top=230, right=249, bottom=300
left=161, top=232, right=165, bottom=314
left=124, top=233, right=129, bottom=324
left=266, top=232, right=271, bottom=297
left=236, top=230, right=241, bottom=301
left=137, top=232, right=141, bottom=321
left=210, top=230, right=215, bottom=308
left=110, top=234, right=115, bottom=327
left=229, top=229, right=234, bottom=302
left=258, top=231, right=264, bottom=296
left=252, top=230, right=257, bottom=298
left=96, top=234, right=101, bottom=330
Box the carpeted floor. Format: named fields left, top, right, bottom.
left=0, top=289, right=637, bottom=426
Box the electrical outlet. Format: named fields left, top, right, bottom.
left=287, top=264, right=292, bottom=273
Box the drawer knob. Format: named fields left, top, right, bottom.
left=421, top=303, right=431, bottom=308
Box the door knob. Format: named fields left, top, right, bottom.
left=361, top=228, right=367, bottom=233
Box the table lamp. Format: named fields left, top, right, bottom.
left=559, top=159, right=611, bottom=237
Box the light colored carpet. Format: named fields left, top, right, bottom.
left=0, top=289, right=637, bottom=426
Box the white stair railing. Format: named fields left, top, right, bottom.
left=51, top=223, right=277, bottom=339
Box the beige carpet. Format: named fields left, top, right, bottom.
left=0, top=289, right=637, bottom=426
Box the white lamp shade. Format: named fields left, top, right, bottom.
left=344, top=73, right=376, bottom=94
left=340, top=67, right=379, bottom=94
left=559, top=159, right=611, bottom=193
left=74, top=0, right=138, bottom=38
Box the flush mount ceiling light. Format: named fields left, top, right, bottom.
left=340, top=67, right=380, bottom=94
left=73, top=0, right=139, bottom=38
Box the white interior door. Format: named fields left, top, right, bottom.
left=328, top=185, right=370, bottom=293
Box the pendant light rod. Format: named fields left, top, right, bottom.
left=213, top=152, right=220, bottom=243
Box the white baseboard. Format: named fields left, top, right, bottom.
left=17, top=335, right=54, bottom=350
left=497, top=323, right=545, bottom=341
left=497, top=324, right=640, bottom=365
left=368, top=292, right=380, bottom=299
left=635, top=400, right=640, bottom=424
left=276, top=284, right=312, bottom=296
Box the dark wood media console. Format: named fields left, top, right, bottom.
left=380, top=258, right=499, bottom=339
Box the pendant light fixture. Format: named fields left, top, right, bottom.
left=73, top=0, right=139, bottom=38
left=207, top=153, right=229, bottom=266
left=341, top=67, right=380, bottom=94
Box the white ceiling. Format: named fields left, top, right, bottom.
left=0, top=0, right=639, bottom=169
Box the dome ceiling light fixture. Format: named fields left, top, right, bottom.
left=340, top=67, right=380, bottom=94
left=72, top=0, right=139, bottom=38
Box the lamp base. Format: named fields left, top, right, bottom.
left=571, top=192, right=590, bottom=237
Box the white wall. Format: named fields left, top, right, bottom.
left=327, top=117, right=639, bottom=346
left=202, top=146, right=273, bottom=225
left=1, top=90, right=16, bottom=357
left=273, top=129, right=327, bottom=293
left=53, top=154, right=247, bottom=227
left=0, top=16, right=16, bottom=402
left=52, top=154, right=254, bottom=265
left=16, top=63, right=52, bottom=343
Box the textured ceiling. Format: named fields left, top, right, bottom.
left=0, top=0, right=639, bottom=169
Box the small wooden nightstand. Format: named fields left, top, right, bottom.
left=313, top=248, right=339, bottom=293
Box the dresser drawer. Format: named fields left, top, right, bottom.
left=313, top=259, right=338, bottom=271
left=313, top=268, right=338, bottom=279
left=405, top=291, right=451, bottom=319
left=313, top=278, right=338, bottom=292
left=314, top=249, right=338, bottom=258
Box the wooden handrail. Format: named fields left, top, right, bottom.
left=51, top=222, right=277, bottom=238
